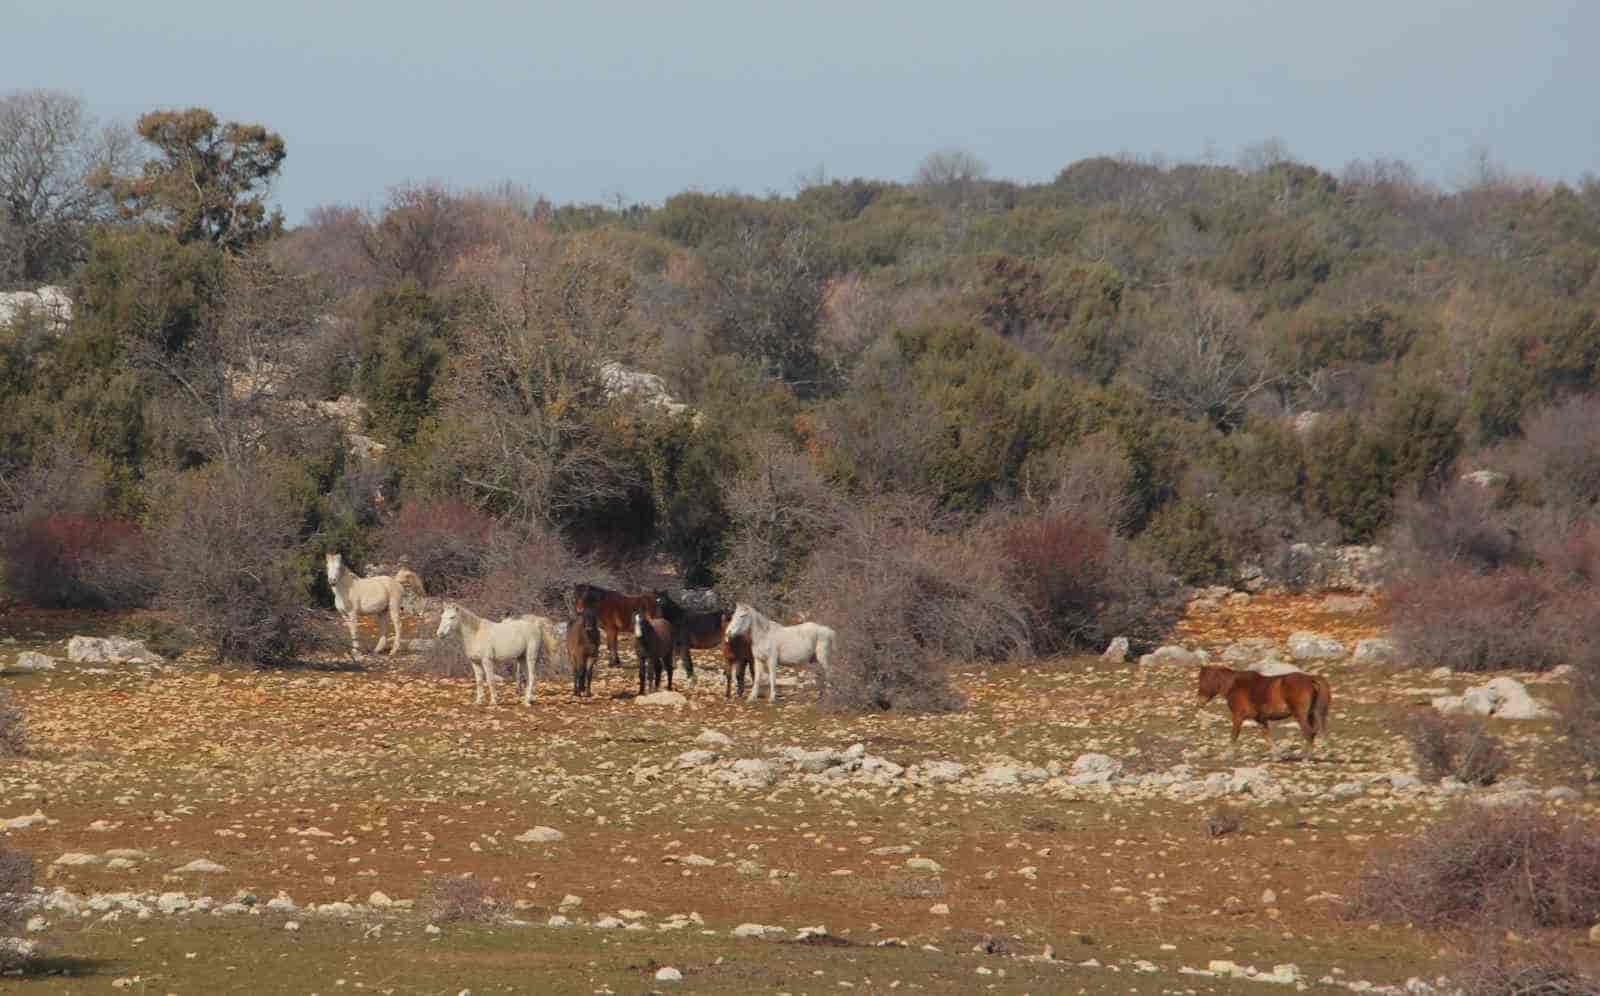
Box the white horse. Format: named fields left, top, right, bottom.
left=436, top=604, right=559, bottom=706
left=326, top=552, right=426, bottom=656
left=724, top=602, right=835, bottom=704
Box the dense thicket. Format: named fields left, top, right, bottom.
left=4, top=97, right=1600, bottom=692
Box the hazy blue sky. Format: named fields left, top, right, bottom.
left=8, top=1, right=1595, bottom=223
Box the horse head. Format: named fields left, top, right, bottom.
left=326, top=552, right=345, bottom=585
left=436, top=604, right=459, bottom=638
left=1196, top=665, right=1232, bottom=704
left=725, top=603, right=751, bottom=639
left=654, top=590, right=680, bottom=622
left=573, top=583, right=598, bottom=612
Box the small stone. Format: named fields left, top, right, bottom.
left=558, top=894, right=582, bottom=909
left=8, top=651, right=55, bottom=673
left=546, top=914, right=571, bottom=927
left=1261, top=889, right=1277, bottom=905
left=695, top=729, right=733, bottom=747
left=655, top=966, right=683, bottom=982
left=53, top=852, right=101, bottom=866
left=284, top=920, right=301, bottom=932
left=635, top=690, right=688, bottom=707
left=173, top=859, right=227, bottom=874
left=424, top=923, right=442, bottom=935
left=929, top=903, right=950, bottom=915
left=368, top=891, right=393, bottom=908
left=905, top=857, right=943, bottom=873
left=1101, top=637, right=1129, bottom=663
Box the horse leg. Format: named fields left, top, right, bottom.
left=768, top=655, right=777, bottom=704
left=1259, top=720, right=1274, bottom=756
left=388, top=597, right=403, bottom=656
left=747, top=657, right=762, bottom=703
left=345, top=612, right=361, bottom=658
left=468, top=658, right=484, bottom=705
left=523, top=648, right=536, bottom=707
left=1227, top=713, right=1244, bottom=755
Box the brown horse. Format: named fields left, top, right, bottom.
left=1196, top=665, right=1331, bottom=754
left=573, top=583, right=663, bottom=669
left=633, top=610, right=675, bottom=694
left=653, top=591, right=733, bottom=683
left=722, top=630, right=755, bottom=699
left=567, top=608, right=601, bottom=697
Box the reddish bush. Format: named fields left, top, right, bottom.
left=1389, top=566, right=1588, bottom=673
left=1349, top=803, right=1600, bottom=930
left=377, top=500, right=497, bottom=595
left=999, top=511, right=1182, bottom=654
left=1, top=514, right=155, bottom=608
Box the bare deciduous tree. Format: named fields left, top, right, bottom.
left=0, top=89, right=133, bottom=284
left=1133, top=281, right=1273, bottom=430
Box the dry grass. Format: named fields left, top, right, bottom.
left=420, top=874, right=500, bottom=924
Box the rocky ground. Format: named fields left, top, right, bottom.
left=1, top=593, right=1596, bottom=994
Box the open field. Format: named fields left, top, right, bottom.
left=3, top=594, right=1597, bottom=994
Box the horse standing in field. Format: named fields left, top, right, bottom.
left=572, top=583, right=663, bottom=670
left=632, top=610, right=675, bottom=694
left=435, top=603, right=558, bottom=706
left=568, top=608, right=602, bottom=696
left=724, top=603, right=835, bottom=704
left=326, top=552, right=426, bottom=656
left=653, top=591, right=734, bottom=686
left=1196, top=665, right=1332, bottom=754
left=722, top=629, right=755, bottom=699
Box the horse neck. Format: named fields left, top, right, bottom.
left=742, top=608, right=773, bottom=641
left=453, top=606, right=486, bottom=647
left=330, top=566, right=357, bottom=601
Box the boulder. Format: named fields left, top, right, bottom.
left=6, top=651, right=56, bottom=673
left=1433, top=677, right=1553, bottom=720
left=1352, top=638, right=1399, bottom=666
left=695, top=729, right=733, bottom=748
left=1460, top=469, right=1508, bottom=489
left=675, top=749, right=718, bottom=768
left=1068, top=753, right=1124, bottom=785
left=910, top=760, right=966, bottom=785
left=1287, top=631, right=1344, bottom=662
left=714, top=759, right=778, bottom=790
left=515, top=826, right=564, bottom=844
left=1138, top=645, right=1205, bottom=669
left=0, top=285, right=72, bottom=328
left=66, top=636, right=163, bottom=665
left=1101, top=637, right=1129, bottom=664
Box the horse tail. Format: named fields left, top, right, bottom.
left=395, top=568, right=425, bottom=596
left=1311, top=675, right=1332, bottom=736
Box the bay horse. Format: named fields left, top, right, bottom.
left=572, top=583, right=662, bottom=670
left=632, top=610, right=675, bottom=695
left=326, top=552, right=425, bottom=656
left=653, top=591, right=735, bottom=685
left=567, top=608, right=601, bottom=697
left=724, top=603, right=835, bottom=704
left=436, top=604, right=559, bottom=706
left=722, top=629, right=755, bottom=699
left=1196, top=665, right=1331, bottom=754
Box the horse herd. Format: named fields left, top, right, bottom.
left=324, top=554, right=836, bottom=707
left=326, top=553, right=1334, bottom=752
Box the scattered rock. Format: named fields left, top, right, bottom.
left=695, top=729, right=733, bottom=748
left=1461, top=469, right=1508, bottom=489
left=654, top=966, right=683, bottom=982
left=635, top=690, right=688, bottom=707
left=2, top=810, right=47, bottom=831
left=715, top=758, right=778, bottom=789
left=6, top=651, right=56, bottom=673
left=929, top=903, right=950, bottom=915
left=675, top=749, right=719, bottom=768
left=66, top=635, right=164, bottom=665
left=53, top=852, right=101, bottom=866
left=733, top=922, right=784, bottom=938
left=515, top=826, right=565, bottom=844
left=1433, top=677, right=1554, bottom=720
left=1322, top=594, right=1374, bottom=614
left=911, top=760, right=966, bottom=785
left=173, top=859, right=227, bottom=874
left=1101, top=637, right=1129, bottom=663
left=1352, top=638, right=1399, bottom=665
left=368, top=891, right=393, bottom=908
left=1287, top=631, right=1345, bottom=661
left=1138, top=645, right=1205, bottom=669
left=905, top=857, right=943, bottom=873
left=1067, top=753, right=1124, bottom=785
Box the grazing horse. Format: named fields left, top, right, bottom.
left=436, top=604, right=557, bottom=706
left=572, top=583, right=662, bottom=670
left=653, top=591, right=733, bottom=685
left=567, top=608, right=601, bottom=697
left=722, top=629, right=755, bottom=699
left=632, top=610, right=675, bottom=694
left=724, top=603, right=835, bottom=704
left=326, top=552, right=425, bottom=656
left=1196, top=665, right=1332, bottom=754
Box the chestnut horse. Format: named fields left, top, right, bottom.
left=1196, top=665, right=1331, bottom=753
left=573, top=583, right=663, bottom=669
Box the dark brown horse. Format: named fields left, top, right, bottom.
left=653, top=591, right=734, bottom=684
left=1196, top=665, right=1331, bottom=753
left=722, top=629, right=755, bottom=699
left=573, top=583, right=662, bottom=669
left=632, top=610, right=674, bottom=694
left=567, top=608, right=601, bottom=697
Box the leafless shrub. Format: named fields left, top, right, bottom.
left=1390, top=566, right=1591, bottom=673
left=1131, top=281, right=1273, bottom=431
left=716, top=436, right=844, bottom=613
left=376, top=500, right=496, bottom=596
left=1037, top=430, right=1134, bottom=534
left=788, top=494, right=1029, bottom=712
left=1449, top=940, right=1600, bottom=996
left=0, top=689, right=25, bottom=756
left=1501, top=395, right=1600, bottom=513
left=1205, top=806, right=1243, bottom=838
left=420, top=874, right=500, bottom=923
left=1391, top=480, right=1529, bottom=575
left=149, top=461, right=323, bottom=666
left=1349, top=804, right=1600, bottom=929
left=1403, top=709, right=1511, bottom=785
left=994, top=510, right=1182, bottom=655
